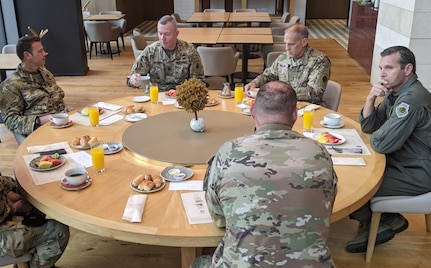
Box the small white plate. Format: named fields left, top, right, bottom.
left=161, top=166, right=194, bottom=182
left=103, top=142, right=123, bottom=155
left=313, top=132, right=346, bottom=145
left=320, top=120, right=344, bottom=129
left=124, top=113, right=147, bottom=122
left=49, top=120, right=73, bottom=129
left=29, top=155, right=67, bottom=172
left=130, top=179, right=166, bottom=193
left=205, top=99, right=220, bottom=107
left=61, top=176, right=92, bottom=191
left=241, top=107, right=251, bottom=116
left=132, top=96, right=150, bottom=103
left=218, top=93, right=234, bottom=99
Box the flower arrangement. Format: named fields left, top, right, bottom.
left=176, top=78, right=208, bottom=120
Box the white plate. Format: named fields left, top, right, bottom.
left=132, top=96, right=150, bottom=103
left=160, top=166, right=194, bottom=182
left=320, top=120, right=344, bottom=129
left=241, top=107, right=251, bottom=116
left=205, top=99, right=220, bottom=107
left=242, top=98, right=255, bottom=107
left=130, top=178, right=166, bottom=193
left=49, top=120, right=73, bottom=129
left=70, top=141, right=99, bottom=150
left=124, top=113, right=147, bottom=122
left=103, top=142, right=123, bottom=155
left=29, top=155, right=67, bottom=172
left=313, top=132, right=346, bottom=145
left=217, top=93, right=234, bottom=99
left=61, top=176, right=92, bottom=191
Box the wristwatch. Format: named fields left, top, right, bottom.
left=34, top=116, right=41, bottom=129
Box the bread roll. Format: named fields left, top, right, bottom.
left=126, top=106, right=134, bottom=114
left=132, top=174, right=145, bottom=187
left=88, top=137, right=98, bottom=147
left=138, top=180, right=154, bottom=191
left=134, top=106, right=144, bottom=113
left=144, top=174, right=153, bottom=181
left=80, top=135, right=90, bottom=147
left=72, top=137, right=81, bottom=146
left=153, top=175, right=163, bottom=188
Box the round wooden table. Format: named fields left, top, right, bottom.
left=14, top=91, right=385, bottom=268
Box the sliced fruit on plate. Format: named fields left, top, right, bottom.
left=316, top=132, right=342, bottom=144
left=165, top=89, right=176, bottom=98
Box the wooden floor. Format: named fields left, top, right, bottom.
left=1, top=38, right=431, bottom=267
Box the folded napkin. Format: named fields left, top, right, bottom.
left=161, top=100, right=176, bottom=105
left=97, top=102, right=122, bottom=111
left=27, top=141, right=73, bottom=154
left=100, top=114, right=124, bottom=126
left=298, top=104, right=321, bottom=116
left=236, top=103, right=249, bottom=109
left=122, top=194, right=148, bottom=223
left=331, top=157, right=366, bottom=166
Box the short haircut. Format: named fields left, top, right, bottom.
left=285, top=24, right=309, bottom=39
left=16, top=35, right=41, bottom=60
left=254, top=81, right=298, bottom=117
left=381, top=46, right=416, bottom=74
left=158, top=14, right=177, bottom=30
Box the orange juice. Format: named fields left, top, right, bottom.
left=150, top=85, right=159, bottom=103
left=88, top=106, right=99, bottom=127
left=91, top=147, right=105, bottom=173
left=234, top=84, right=244, bottom=104
left=303, top=109, right=314, bottom=132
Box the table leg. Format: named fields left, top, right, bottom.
left=181, top=247, right=197, bottom=268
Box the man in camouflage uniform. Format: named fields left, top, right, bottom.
left=346, top=46, right=431, bottom=253
left=192, top=81, right=338, bottom=267
left=245, top=24, right=331, bottom=105
left=0, top=35, right=67, bottom=144
left=0, top=175, right=69, bottom=268
left=127, top=15, right=204, bottom=91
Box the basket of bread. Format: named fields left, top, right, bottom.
left=122, top=105, right=145, bottom=114
left=130, top=173, right=165, bottom=193
left=71, top=135, right=99, bottom=149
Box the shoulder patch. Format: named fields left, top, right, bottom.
left=395, top=102, right=409, bottom=118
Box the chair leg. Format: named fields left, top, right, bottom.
left=121, top=33, right=125, bottom=50
left=89, top=42, right=94, bottom=59
left=107, top=42, right=113, bottom=60
left=365, top=212, right=382, bottom=263
left=116, top=39, right=121, bottom=56
left=425, top=214, right=431, bottom=232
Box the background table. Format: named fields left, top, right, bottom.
left=15, top=93, right=384, bottom=268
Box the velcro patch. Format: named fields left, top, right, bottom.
left=395, top=102, right=409, bottom=118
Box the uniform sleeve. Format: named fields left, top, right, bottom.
left=0, top=176, right=18, bottom=224
left=369, top=101, right=421, bottom=154
left=127, top=48, right=151, bottom=88
left=249, top=61, right=279, bottom=87
left=0, top=81, right=38, bottom=135
left=294, top=55, right=331, bottom=104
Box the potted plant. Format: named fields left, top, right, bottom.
left=176, top=78, right=209, bottom=132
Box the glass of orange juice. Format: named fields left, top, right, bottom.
left=234, top=83, right=244, bottom=104
left=91, top=145, right=105, bottom=173
left=303, top=108, right=314, bottom=133
left=88, top=106, right=99, bottom=127
left=150, top=83, right=159, bottom=104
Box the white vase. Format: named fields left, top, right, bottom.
left=190, top=118, right=205, bottom=132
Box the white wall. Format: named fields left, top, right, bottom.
left=174, top=0, right=195, bottom=19
left=81, top=0, right=116, bottom=15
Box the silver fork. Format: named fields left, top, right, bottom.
left=330, top=146, right=363, bottom=154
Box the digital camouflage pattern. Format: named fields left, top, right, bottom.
left=251, top=46, right=330, bottom=105
left=0, top=176, right=69, bottom=268
left=193, top=124, right=337, bottom=268
left=0, top=64, right=67, bottom=136
left=128, top=39, right=204, bottom=91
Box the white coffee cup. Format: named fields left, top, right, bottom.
left=50, top=113, right=69, bottom=125
left=62, top=167, right=88, bottom=185
left=138, top=75, right=150, bottom=88
left=247, top=88, right=259, bottom=98
left=323, top=113, right=342, bottom=126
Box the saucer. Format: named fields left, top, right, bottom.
left=61, top=176, right=92, bottom=191
left=161, top=166, right=194, bottom=182
left=132, top=96, right=150, bottom=103
left=50, top=120, right=73, bottom=129
left=103, top=142, right=123, bottom=155
left=218, top=93, right=234, bottom=99
left=124, top=113, right=147, bottom=122
left=320, top=120, right=344, bottom=129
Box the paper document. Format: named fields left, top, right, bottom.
left=181, top=191, right=213, bottom=224
left=331, top=157, right=366, bottom=166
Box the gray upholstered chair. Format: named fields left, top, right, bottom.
left=266, top=51, right=283, bottom=68
left=366, top=192, right=431, bottom=262
left=131, top=35, right=148, bottom=59
left=84, top=21, right=121, bottom=59
left=99, top=11, right=126, bottom=50
left=270, top=15, right=301, bottom=35
left=0, top=253, right=32, bottom=268
left=203, top=8, right=225, bottom=27
left=323, top=80, right=342, bottom=111
left=233, top=8, right=259, bottom=27
left=197, top=46, right=239, bottom=87
left=2, top=44, right=16, bottom=78
left=171, top=13, right=197, bottom=28
left=262, top=43, right=285, bottom=69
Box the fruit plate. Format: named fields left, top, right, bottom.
left=29, top=155, right=67, bottom=172
left=241, top=107, right=251, bottom=116
left=242, top=98, right=255, bottom=107
left=130, top=178, right=166, bottom=193
left=78, top=107, right=104, bottom=116
left=160, top=166, right=194, bottom=182
left=313, top=132, right=346, bottom=145
left=165, top=90, right=177, bottom=99
left=61, top=176, right=92, bottom=191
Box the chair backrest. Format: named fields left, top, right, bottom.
left=203, top=9, right=225, bottom=12
left=289, top=15, right=300, bottom=24
left=84, top=21, right=117, bottom=42
left=171, top=13, right=185, bottom=23
left=197, top=46, right=239, bottom=77
left=2, top=44, right=17, bottom=78
left=280, top=12, right=290, bottom=23
left=82, top=11, right=90, bottom=16
left=99, top=10, right=122, bottom=15
left=131, top=35, right=148, bottom=58
left=234, top=9, right=256, bottom=12
left=132, top=28, right=141, bottom=36
left=266, top=51, right=283, bottom=68
left=323, top=80, right=342, bottom=111
left=262, top=43, right=285, bottom=68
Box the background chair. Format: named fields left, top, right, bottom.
left=99, top=11, right=126, bottom=50
left=197, top=46, right=239, bottom=88
left=171, top=13, right=197, bottom=28
left=262, top=43, right=285, bottom=69
left=266, top=51, right=283, bottom=68
left=366, top=192, right=431, bottom=262
left=0, top=252, right=32, bottom=268
left=323, top=80, right=342, bottom=111
left=270, top=15, right=301, bottom=35
left=131, top=35, right=148, bottom=59
left=2, top=44, right=16, bottom=79
left=84, top=21, right=121, bottom=59
left=203, top=8, right=225, bottom=27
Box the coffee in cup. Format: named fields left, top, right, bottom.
left=50, top=113, right=69, bottom=125
left=62, top=167, right=88, bottom=185
left=323, top=113, right=342, bottom=126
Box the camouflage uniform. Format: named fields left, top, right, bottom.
left=127, top=39, right=204, bottom=91
left=0, top=64, right=67, bottom=136
left=251, top=46, right=331, bottom=104
left=192, top=124, right=338, bottom=268
left=0, top=176, right=69, bottom=268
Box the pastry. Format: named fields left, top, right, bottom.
left=132, top=174, right=145, bottom=187
left=138, top=180, right=154, bottom=191
left=144, top=174, right=153, bottom=181
left=153, top=175, right=163, bottom=188
left=80, top=135, right=90, bottom=147
left=126, top=106, right=134, bottom=114
left=88, top=137, right=99, bottom=147
left=71, top=137, right=81, bottom=146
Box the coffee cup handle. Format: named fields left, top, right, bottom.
left=62, top=177, right=69, bottom=184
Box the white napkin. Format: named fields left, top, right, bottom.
left=161, top=100, right=176, bottom=105
left=122, top=194, right=148, bottom=223
left=97, top=102, right=122, bottom=111
left=27, top=141, right=73, bottom=154
left=168, top=181, right=203, bottom=191
left=236, top=103, right=249, bottom=109
left=331, top=157, right=366, bottom=166
left=100, top=114, right=124, bottom=125
left=298, top=104, right=321, bottom=116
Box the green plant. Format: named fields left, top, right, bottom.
left=176, top=78, right=208, bottom=120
